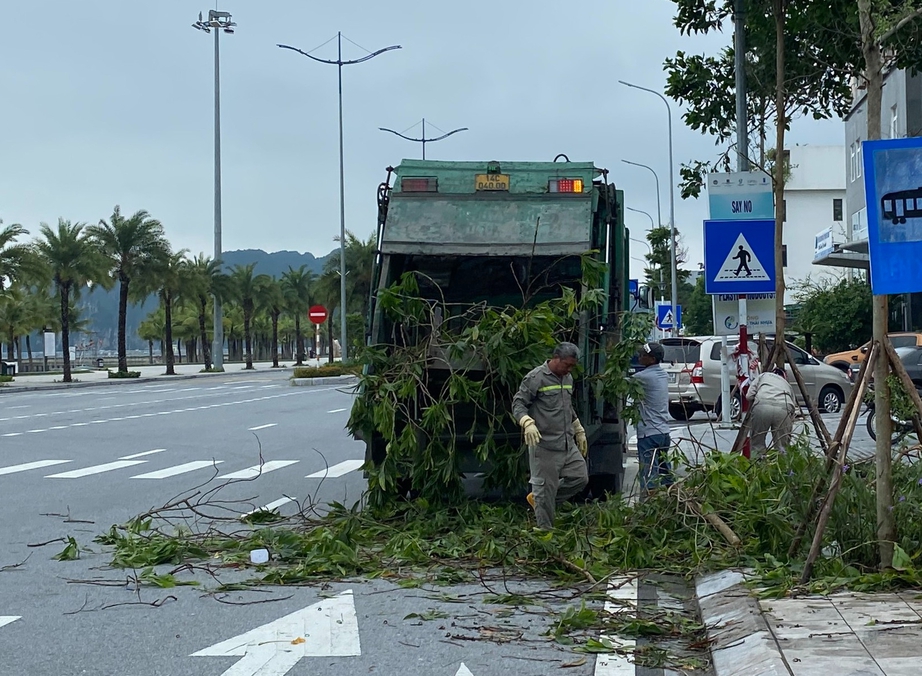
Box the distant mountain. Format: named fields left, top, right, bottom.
left=76, top=249, right=333, bottom=352
left=220, top=249, right=334, bottom=278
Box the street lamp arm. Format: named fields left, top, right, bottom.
left=379, top=127, right=425, bottom=143
left=277, top=43, right=402, bottom=66
left=618, top=80, right=669, bottom=107
left=380, top=127, right=469, bottom=143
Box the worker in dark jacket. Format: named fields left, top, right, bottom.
left=512, top=342, right=589, bottom=529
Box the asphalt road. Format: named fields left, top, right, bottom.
left=2, top=371, right=652, bottom=676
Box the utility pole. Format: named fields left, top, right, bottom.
left=193, top=10, right=236, bottom=371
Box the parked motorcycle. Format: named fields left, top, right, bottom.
left=865, top=387, right=919, bottom=446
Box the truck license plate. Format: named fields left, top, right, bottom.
left=475, top=174, right=509, bottom=191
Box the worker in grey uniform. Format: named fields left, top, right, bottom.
left=512, top=342, right=589, bottom=530
left=633, top=342, right=674, bottom=492
left=746, top=366, right=796, bottom=457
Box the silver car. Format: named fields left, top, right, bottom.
left=661, top=336, right=853, bottom=421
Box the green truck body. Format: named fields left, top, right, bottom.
left=359, top=159, right=632, bottom=496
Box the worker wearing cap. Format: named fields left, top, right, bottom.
left=512, top=342, right=589, bottom=530
left=746, top=366, right=796, bottom=457
left=633, top=342, right=674, bottom=492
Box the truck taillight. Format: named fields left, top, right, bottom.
left=401, top=177, right=438, bottom=192
left=548, top=178, right=583, bottom=193
left=690, top=361, right=704, bottom=384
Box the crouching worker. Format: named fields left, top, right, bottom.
left=747, top=366, right=796, bottom=457
left=512, top=342, right=589, bottom=529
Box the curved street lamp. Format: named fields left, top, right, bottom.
left=619, top=80, right=677, bottom=336
left=278, top=33, right=401, bottom=361
left=379, top=119, right=468, bottom=159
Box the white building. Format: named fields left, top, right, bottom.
left=782, top=144, right=846, bottom=301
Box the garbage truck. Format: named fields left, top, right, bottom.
left=352, top=158, right=643, bottom=498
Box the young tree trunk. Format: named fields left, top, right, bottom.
left=271, top=312, right=280, bottom=368
left=295, top=315, right=304, bottom=365
left=164, top=292, right=176, bottom=376
left=60, top=283, right=72, bottom=383
left=199, top=299, right=212, bottom=369
left=15, top=336, right=22, bottom=367
left=243, top=308, right=254, bottom=370
left=26, top=334, right=33, bottom=369
left=858, top=0, right=895, bottom=570
left=6, top=332, right=13, bottom=361
left=148, top=339, right=153, bottom=365
left=117, top=274, right=130, bottom=373
left=176, top=337, right=182, bottom=364
left=772, top=0, right=788, bottom=355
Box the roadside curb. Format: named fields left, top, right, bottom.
left=696, top=570, right=792, bottom=676
left=290, top=375, right=358, bottom=387
left=0, top=368, right=291, bottom=394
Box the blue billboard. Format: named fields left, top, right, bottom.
left=863, top=137, right=922, bottom=294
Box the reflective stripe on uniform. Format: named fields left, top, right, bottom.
left=537, top=384, right=573, bottom=393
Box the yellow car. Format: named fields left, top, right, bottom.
left=824, top=333, right=922, bottom=372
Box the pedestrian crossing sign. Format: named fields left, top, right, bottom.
left=656, top=303, right=681, bottom=330
left=704, top=219, right=776, bottom=294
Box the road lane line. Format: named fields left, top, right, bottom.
left=0, top=460, right=71, bottom=476
left=131, top=461, right=223, bottom=479
left=120, top=449, right=167, bottom=460
left=247, top=423, right=277, bottom=431
left=2, top=433, right=22, bottom=437
left=327, top=408, right=348, bottom=414
left=306, top=459, right=364, bottom=479
left=0, top=617, right=20, bottom=629
left=222, top=460, right=299, bottom=480
left=46, top=460, right=147, bottom=479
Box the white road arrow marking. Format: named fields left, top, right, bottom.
left=0, top=616, right=21, bottom=629
left=192, top=590, right=360, bottom=676
left=456, top=663, right=474, bottom=676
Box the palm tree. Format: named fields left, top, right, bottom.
left=0, top=284, right=27, bottom=362
left=184, top=254, right=224, bottom=370
left=138, top=308, right=165, bottom=365
left=156, top=250, right=188, bottom=376
left=256, top=276, right=285, bottom=368
left=228, top=263, right=266, bottom=370
left=280, top=265, right=314, bottom=365
left=88, top=206, right=168, bottom=374
left=33, top=220, right=105, bottom=382
left=341, top=230, right=376, bottom=317
left=0, top=221, right=31, bottom=292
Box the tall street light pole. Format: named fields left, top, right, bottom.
left=619, top=81, right=677, bottom=337
left=379, top=119, right=468, bottom=159
left=193, top=10, right=235, bottom=372
left=622, top=159, right=662, bottom=228
left=279, top=34, right=401, bottom=361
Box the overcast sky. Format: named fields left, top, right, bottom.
left=0, top=1, right=842, bottom=281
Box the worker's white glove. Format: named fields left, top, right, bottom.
left=572, top=418, right=588, bottom=457
left=519, top=415, right=542, bottom=449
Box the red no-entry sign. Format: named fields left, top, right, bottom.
left=308, top=305, right=328, bottom=325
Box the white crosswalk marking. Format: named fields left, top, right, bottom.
left=242, top=497, right=295, bottom=518
left=594, top=577, right=638, bottom=675
left=305, top=459, right=364, bottom=479
left=0, top=460, right=70, bottom=476
left=0, top=617, right=20, bottom=629
left=119, top=449, right=166, bottom=460
left=247, top=423, right=277, bottom=431
left=46, top=460, right=147, bottom=479
left=222, top=460, right=299, bottom=480
left=131, top=461, right=222, bottom=480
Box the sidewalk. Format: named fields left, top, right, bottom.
left=0, top=358, right=331, bottom=392
left=697, top=570, right=922, bottom=676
